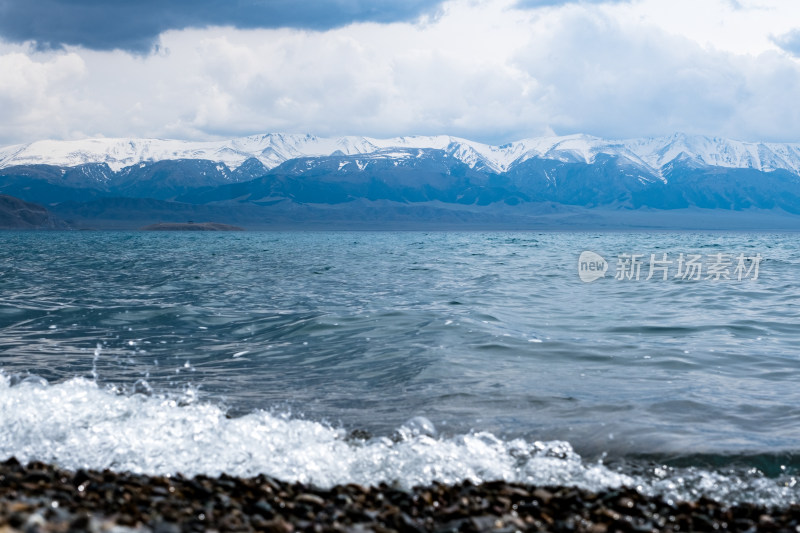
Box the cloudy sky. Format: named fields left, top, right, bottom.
left=1, top=0, right=799, bottom=146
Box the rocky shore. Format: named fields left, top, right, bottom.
left=0, top=457, right=797, bottom=532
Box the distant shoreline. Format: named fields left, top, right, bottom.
left=139, top=222, right=245, bottom=231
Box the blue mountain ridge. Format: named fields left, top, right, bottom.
left=2, top=141, right=800, bottom=229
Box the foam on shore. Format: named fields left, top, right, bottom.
left=1, top=373, right=797, bottom=507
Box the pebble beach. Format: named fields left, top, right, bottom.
left=2, top=457, right=798, bottom=533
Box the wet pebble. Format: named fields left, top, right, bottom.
left=1, top=457, right=799, bottom=532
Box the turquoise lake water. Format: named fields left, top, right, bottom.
left=1, top=231, right=798, bottom=505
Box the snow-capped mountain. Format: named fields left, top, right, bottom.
left=5, top=131, right=800, bottom=229
left=3, top=132, right=800, bottom=177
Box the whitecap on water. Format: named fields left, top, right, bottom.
left=0, top=372, right=797, bottom=506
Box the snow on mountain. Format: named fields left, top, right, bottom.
left=503, top=133, right=800, bottom=176
left=0, top=143, right=26, bottom=168
left=2, top=132, right=800, bottom=177
left=624, top=133, right=800, bottom=173
left=0, top=138, right=246, bottom=173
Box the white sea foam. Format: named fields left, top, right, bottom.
left=0, top=373, right=797, bottom=506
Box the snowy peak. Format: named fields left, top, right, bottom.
left=622, top=133, right=800, bottom=174
left=509, top=134, right=605, bottom=166
left=0, top=138, right=246, bottom=173
left=2, top=133, right=800, bottom=177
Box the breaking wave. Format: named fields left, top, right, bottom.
left=1, top=373, right=798, bottom=507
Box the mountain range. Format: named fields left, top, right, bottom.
left=2, top=132, right=800, bottom=229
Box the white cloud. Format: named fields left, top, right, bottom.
left=618, top=0, right=800, bottom=56
left=0, top=47, right=92, bottom=142
left=1, top=0, right=800, bottom=146
left=508, top=3, right=800, bottom=141
left=511, top=7, right=743, bottom=138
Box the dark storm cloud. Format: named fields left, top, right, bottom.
left=772, top=29, right=800, bottom=58
left=0, top=0, right=445, bottom=52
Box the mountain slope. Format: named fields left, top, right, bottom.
left=178, top=149, right=527, bottom=207
left=0, top=194, right=68, bottom=229
left=4, top=132, right=800, bottom=229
